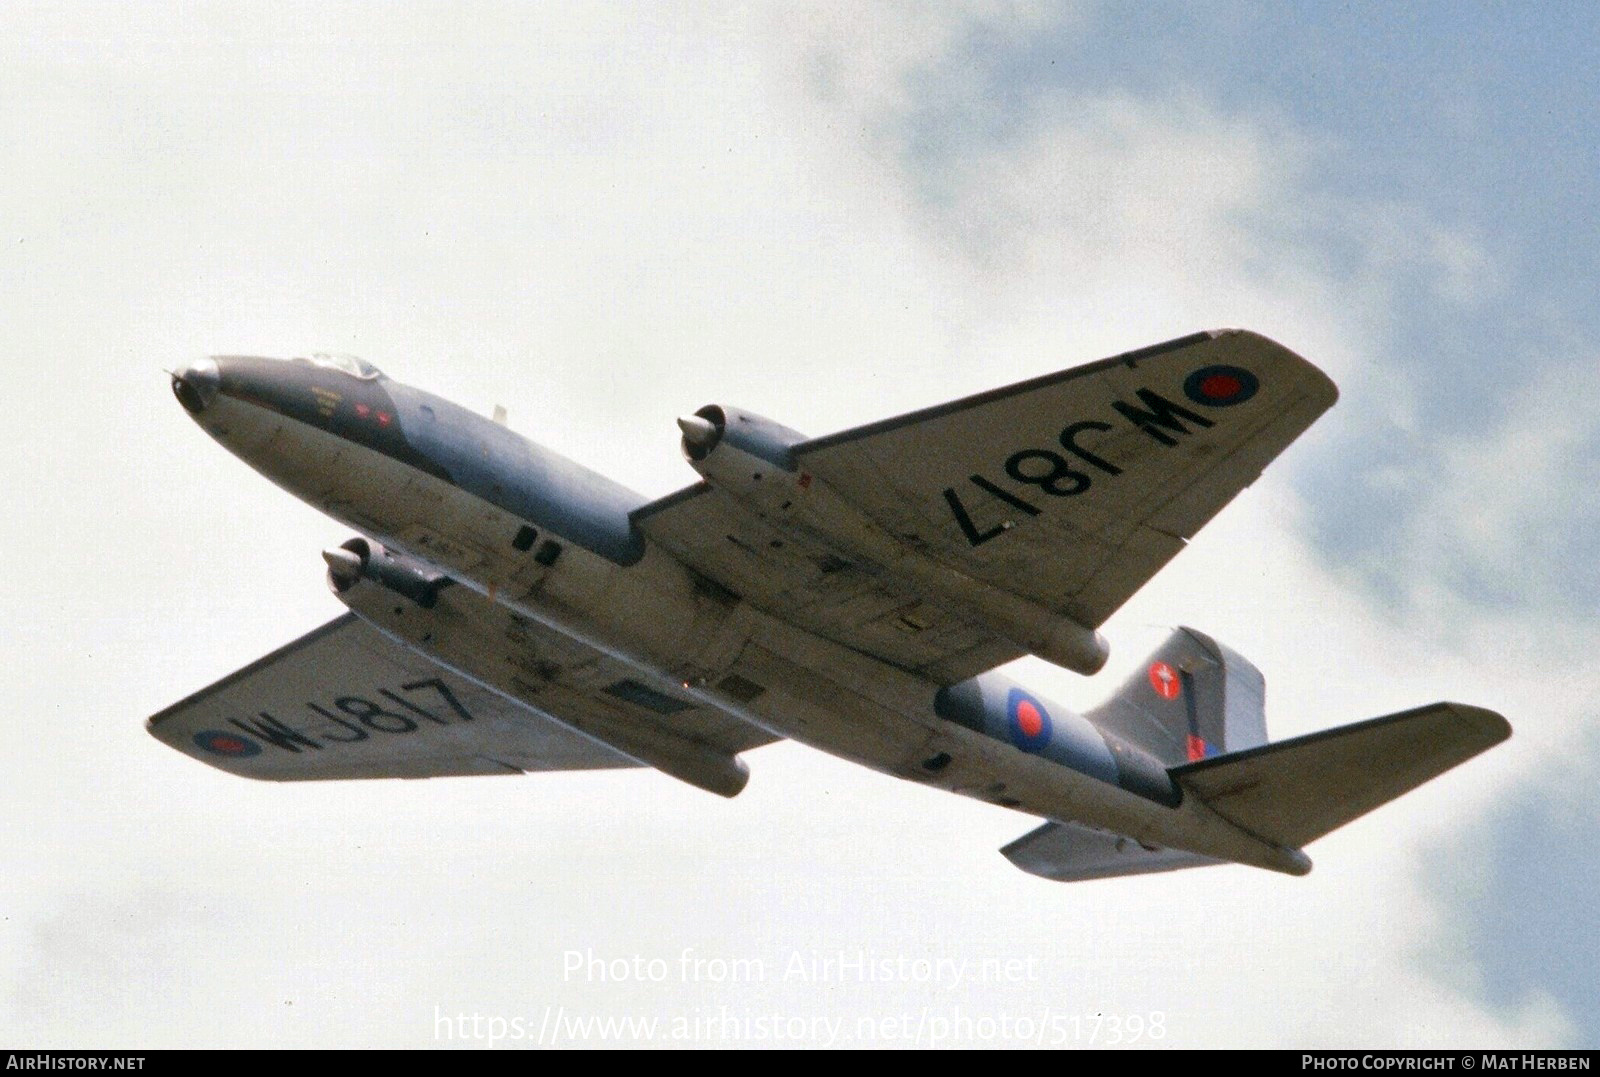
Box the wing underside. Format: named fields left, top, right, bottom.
left=792, top=329, right=1338, bottom=630
left=149, top=612, right=776, bottom=782
left=149, top=615, right=640, bottom=780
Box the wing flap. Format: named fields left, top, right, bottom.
left=1173, top=702, right=1512, bottom=848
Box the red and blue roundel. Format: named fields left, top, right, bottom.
left=193, top=730, right=262, bottom=758
left=1006, top=688, right=1054, bottom=753
left=1183, top=364, right=1259, bottom=407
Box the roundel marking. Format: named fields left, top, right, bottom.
left=1015, top=699, right=1044, bottom=738
left=1006, top=690, right=1054, bottom=753
left=1183, top=364, right=1259, bottom=407
left=1148, top=661, right=1181, bottom=701
left=193, top=730, right=263, bottom=758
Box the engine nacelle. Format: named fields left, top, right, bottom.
left=323, top=536, right=450, bottom=609
left=325, top=540, right=752, bottom=798
left=677, top=405, right=808, bottom=515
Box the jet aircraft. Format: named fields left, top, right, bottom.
left=153, top=331, right=1509, bottom=880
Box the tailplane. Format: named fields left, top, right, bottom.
left=1171, top=701, right=1510, bottom=849
left=1004, top=700, right=1508, bottom=882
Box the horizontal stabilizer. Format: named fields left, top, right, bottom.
left=1001, top=820, right=1220, bottom=882
left=1173, top=702, right=1511, bottom=849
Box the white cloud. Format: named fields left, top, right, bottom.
left=1386, top=357, right=1600, bottom=629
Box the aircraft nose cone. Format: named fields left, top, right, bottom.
left=322, top=546, right=364, bottom=592
left=171, top=356, right=221, bottom=414
left=677, top=414, right=721, bottom=459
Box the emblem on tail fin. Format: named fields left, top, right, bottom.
left=1148, top=661, right=1181, bottom=700
left=1089, top=627, right=1268, bottom=767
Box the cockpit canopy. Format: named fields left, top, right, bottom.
left=297, top=352, right=382, bottom=379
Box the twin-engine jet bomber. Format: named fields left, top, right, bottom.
left=154, top=331, right=1509, bottom=881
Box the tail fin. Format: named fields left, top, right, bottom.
left=1174, top=701, right=1510, bottom=849
left=1087, top=626, right=1266, bottom=766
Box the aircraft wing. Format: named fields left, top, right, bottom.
left=637, top=330, right=1335, bottom=683
left=148, top=613, right=775, bottom=782
left=792, top=329, right=1336, bottom=631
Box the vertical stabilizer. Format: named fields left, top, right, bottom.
left=1085, top=627, right=1266, bottom=766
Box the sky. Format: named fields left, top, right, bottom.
left=1, top=1, right=1595, bottom=1049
